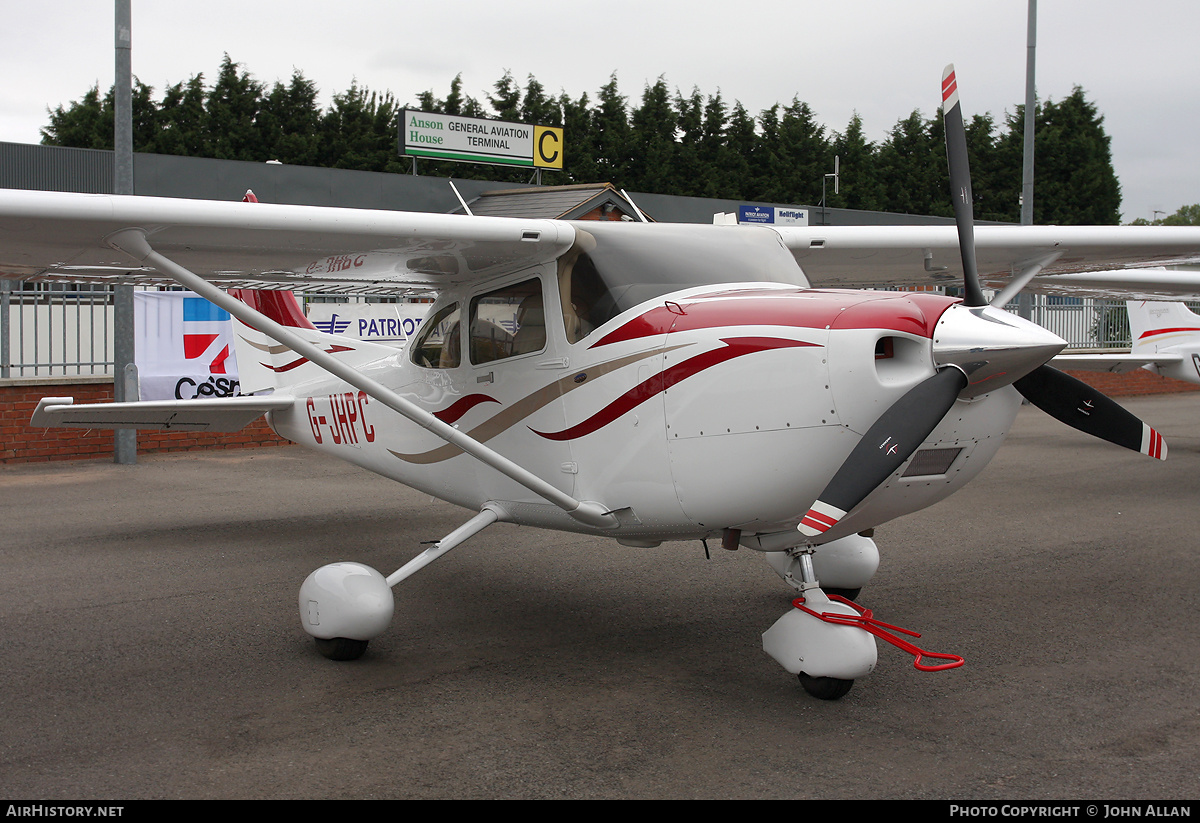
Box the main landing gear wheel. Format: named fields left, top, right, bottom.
left=314, top=637, right=369, bottom=661
left=798, top=673, right=854, bottom=700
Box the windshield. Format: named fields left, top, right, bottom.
left=558, top=222, right=807, bottom=343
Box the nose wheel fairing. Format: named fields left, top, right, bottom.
left=763, top=590, right=879, bottom=680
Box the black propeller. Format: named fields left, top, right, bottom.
left=1014, top=366, right=1166, bottom=458
left=799, top=64, right=1166, bottom=540
left=940, top=65, right=987, bottom=309
left=799, top=367, right=967, bottom=537
left=941, top=63, right=1166, bottom=460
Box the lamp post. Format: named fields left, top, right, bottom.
left=113, top=0, right=137, bottom=464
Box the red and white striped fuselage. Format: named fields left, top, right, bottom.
left=263, top=280, right=1024, bottom=549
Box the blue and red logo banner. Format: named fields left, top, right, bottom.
left=134, top=292, right=241, bottom=400
left=182, top=297, right=234, bottom=374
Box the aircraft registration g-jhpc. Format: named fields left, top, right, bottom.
left=4, top=67, right=1200, bottom=699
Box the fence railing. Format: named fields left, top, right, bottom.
left=1005, top=296, right=1131, bottom=349
left=0, top=283, right=1166, bottom=379
left=1, top=282, right=116, bottom=378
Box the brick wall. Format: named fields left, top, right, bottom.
left=3, top=368, right=1197, bottom=465
left=1060, top=368, right=1200, bottom=398
left=1, top=379, right=292, bottom=464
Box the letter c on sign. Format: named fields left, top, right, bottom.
left=535, top=126, right=563, bottom=169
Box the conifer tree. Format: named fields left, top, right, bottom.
left=36, top=60, right=1129, bottom=225
left=203, top=55, right=264, bottom=161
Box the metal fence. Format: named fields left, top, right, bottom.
left=1009, top=296, right=1131, bottom=349
left=0, top=282, right=1158, bottom=379
left=1, top=282, right=116, bottom=378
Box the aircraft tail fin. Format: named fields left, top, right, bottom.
left=1126, top=300, right=1200, bottom=384
left=228, top=289, right=397, bottom=393
left=1127, top=300, right=1200, bottom=353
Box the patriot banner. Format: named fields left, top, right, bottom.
left=134, top=291, right=241, bottom=401
left=306, top=302, right=432, bottom=345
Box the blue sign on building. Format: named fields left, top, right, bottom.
left=738, top=205, right=775, bottom=224
left=737, top=205, right=809, bottom=226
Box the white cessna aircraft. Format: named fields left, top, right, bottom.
left=4, top=67, right=1200, bottom=699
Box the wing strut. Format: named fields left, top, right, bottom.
left=989, top=252, right=1062, bottom=310
left=105, top=228, right=618, bottom=531
left=385, top=505, right=501, bottom=587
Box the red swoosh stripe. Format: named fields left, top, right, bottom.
left=433, top=394, right=500, bottom=424
left=265, top=345, right=354, bottom=373
left=533, top=337, right=816, bottom=441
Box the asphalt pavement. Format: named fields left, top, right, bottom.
left=1, top=393, right=1197, bottom=799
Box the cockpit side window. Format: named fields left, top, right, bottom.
left=469, top=277, right=545, bottom=364
left=409, top=302, right=462, bottom=369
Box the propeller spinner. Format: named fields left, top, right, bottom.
left=799, top=64, right=1166, bottom=539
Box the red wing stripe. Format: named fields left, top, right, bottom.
left=533, top=337, right=816, bottom=441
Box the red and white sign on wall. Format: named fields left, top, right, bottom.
left=134, top=291, right=241, bottom=401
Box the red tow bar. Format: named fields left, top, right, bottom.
left=791, top=595, right=965, bottom=672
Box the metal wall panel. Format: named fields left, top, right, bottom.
left=0, top=142, right=113, bottom=193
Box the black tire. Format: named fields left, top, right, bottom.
left=798, top=673, right=854, bottom=700
left=314, top=637, right=369, bottom=661
left=824, top=587, right=862, bottom=601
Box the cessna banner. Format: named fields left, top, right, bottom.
left=5, top=68, right=1200, bottom=699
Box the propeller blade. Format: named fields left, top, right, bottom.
left=941, top=64, right=987, bottom=308
left=939, top=66, right=1163, bottom=460
left=800, top=367, right=969, bottom=537
left=1014, top=365, right=1167, bottom=459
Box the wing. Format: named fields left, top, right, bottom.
left=1051, top=352, right=1183, bottom=374
left=1022, top=268, right=1200, bottom=301
left=0, top=188, right=576, bottom=294
left=774, top=225, right=1200, bottom=290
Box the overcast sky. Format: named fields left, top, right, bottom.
left=3, top=1, right=1196, bottom=223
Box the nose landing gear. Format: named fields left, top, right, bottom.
left=762, top=548, right=963, bottom=699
